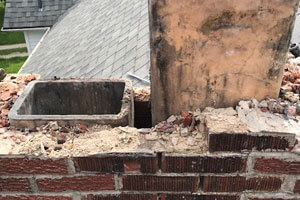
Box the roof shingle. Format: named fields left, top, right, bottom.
left=19, top=0, right=150, bottom=86
left=3, top=0, right=78, bottom=29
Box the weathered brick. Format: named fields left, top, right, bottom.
left=0, top=157, right=68, bottom=175
left=0, top=196, right=72, bottom=200
left=124, top=160, right=141, bottom=172
left=73, top=157, right=123, bottom=172
left=0, top=178, right=31, bottom=192
left=161, top=194, right=240, bottom=200
left=122, top=175, right=199, bottom=192
left=202, top=176, right=282, bottom=192
left=254, top=158, right=300, bottom=174
left=294, top=180, right=300, bottom=193
left=82, top=194, right=157, bottom=200
left=36, top=175, right=114, bottom=192
left=73, top=155, right=157, bottom=173
left=209, top=133, right=292, bottom=152
left=162, top=155, right=246, bottom=173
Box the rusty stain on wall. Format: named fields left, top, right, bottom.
left=149, top=0, right=299, bottom=124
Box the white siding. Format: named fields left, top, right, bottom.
left=24, top=29, right=47, bottom=55
left=292, top=5, right=300, bottom=43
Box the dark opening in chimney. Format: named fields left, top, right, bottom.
left=38, top=0, right=43, bottom=11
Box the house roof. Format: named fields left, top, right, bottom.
left=19, top=0, right=150, bottom=86
left=3, top=0, right=78, bottom=29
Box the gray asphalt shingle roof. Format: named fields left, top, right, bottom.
left=3, top=0, right=78, bottom=29
left=19, top=0, right=150, bottom=86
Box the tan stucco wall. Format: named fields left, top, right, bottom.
left=149, top=0, right=299, bottom=124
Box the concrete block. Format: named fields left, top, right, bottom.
left=9, top=79, right=134, bottom=129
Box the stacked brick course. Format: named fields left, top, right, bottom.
left=0, top=131, right=299, bottom=200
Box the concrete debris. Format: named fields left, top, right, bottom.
left=258, top=100, right=268, bottom=108
left=145, top=133, right=159, bottom=141
left=2, top=97, right=300, bottom=156
left=202, top=107, right=237, bottom=116
left=0, top=74, right=38, bottom=129
left=166, top=115, right=177, bottom=124
left=171, top=137, right=179, bottom=146
left=180, top=127, right=190, bottom=137
left=154, top=109, right=242, bottom=135
left=138, top=128, right=151, bottom=134
left=1, top=58, right=300, bottom=156
left=154, top=111, right=195, bottom=134
left=204, top=113, right=249, bottom=134
left=134, top=87, right=150, bottom=102
left=258, top=54, right=300, bottom=118
left=284, top=92, right=299, bottom=103
left=18, top=126, right=142, bottom=157
left=1, top=116, right=208, bottom=156
left=48, top=121, right=59, bottom=131
left=237, top=99, right=300, bottom=135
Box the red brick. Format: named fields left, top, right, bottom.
left=209, top=133, right=292, bottom=152
left=122, top=175, right=199, bottom=192
left=162, top=155, right=246, bottom=173
left=202, top=176, right=282, bottom=192
left=0, top=178, right=31, bottom=192
left=0, top=196, right=72, bottom=200
left=73, top=155, right=157, bottom=173
left=0, top=157, right=68, bottom=175
left=254, top=158, right=300, bottom=175
left=36, top=175, right=114, bottom=192
left=83, top=194, right=157, bottom=200
left=0, top=92, right=11, bottom=101
left=124, top=160, right=141, bottom=172
left=25, top=74, right=36, bottom=82
left=161, top=194, right=240, bottom=200
left=294, top=180, right=300, bottom=193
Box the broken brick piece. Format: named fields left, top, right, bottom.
left=78, top=124, right=87, bottom=133
left=1, top=109, right=9, bottom=115
left=0, top=92, right=11, bottom=101
left=182, top=115, right=193, bottom=127
left=25, top=74, right=36, bottom=82
left=1, top=118, right=9, bottom=127
left=181, top=111, right=191, bottom=118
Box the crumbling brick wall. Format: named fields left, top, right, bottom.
left=0, top=131, right=299, bottom=200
